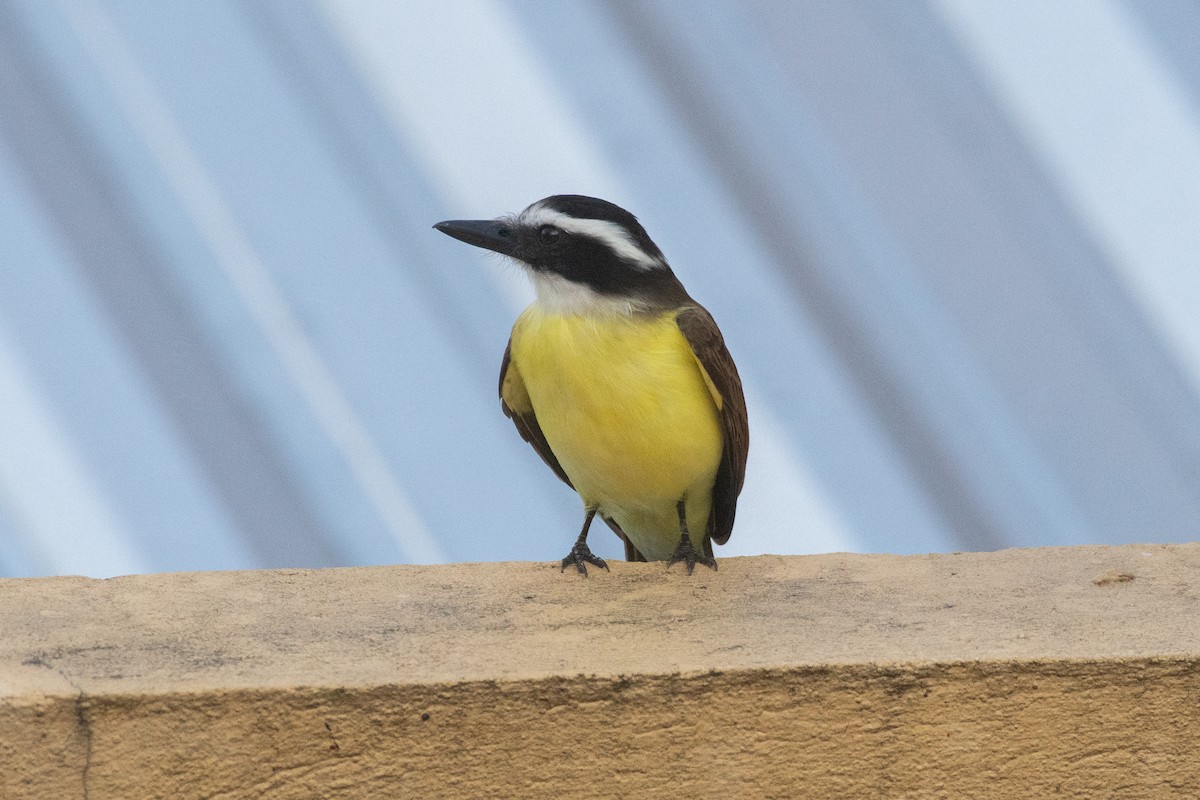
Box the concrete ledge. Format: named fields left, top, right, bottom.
left=3, top=544, right=1199, bottom=798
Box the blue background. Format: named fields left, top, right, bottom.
left=1, top=0, right=1199, bottom=577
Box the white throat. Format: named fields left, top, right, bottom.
left=530, top=272, right=643, bottom=316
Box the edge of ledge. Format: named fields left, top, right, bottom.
left=2, top=544, right=1199, bottom=700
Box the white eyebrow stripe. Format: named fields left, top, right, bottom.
left=520, top=205, right=664, bottom=270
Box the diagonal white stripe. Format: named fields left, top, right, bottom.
left=60, top=0, right=444, bottom=564
left=0, top=317, right=148, bottom=576
left=934, top=0, right=1200, bottom=396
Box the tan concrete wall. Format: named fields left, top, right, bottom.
left=3, top=545, right=1199, bottom=798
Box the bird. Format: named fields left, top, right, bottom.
left=434, top=195, right=748, bottom=575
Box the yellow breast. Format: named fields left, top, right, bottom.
left=509, top=306, right=722, bottom=556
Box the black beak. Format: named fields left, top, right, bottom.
left=433, top=219, right=517, bottom=257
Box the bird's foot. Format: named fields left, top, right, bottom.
left=560, top=541, right=609, bottom=576
left=667, top=534, right=717, bottom=575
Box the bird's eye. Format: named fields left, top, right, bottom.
left=538, top=225, right=560, bottom=244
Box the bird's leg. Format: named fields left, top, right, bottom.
left=667, top=499, right=717, bottom=575
left=561, top=507, right=609, bottom=576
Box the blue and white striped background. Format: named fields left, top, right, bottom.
left=1, top=0, right=1198, bottom=577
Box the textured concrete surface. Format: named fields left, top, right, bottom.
left=2, top=544, right=1199, bottom=798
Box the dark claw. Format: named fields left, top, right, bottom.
left=560, top=542, right=609, bottom=576
left=667, top=534, right=717, bottom=575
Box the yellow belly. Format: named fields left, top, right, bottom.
left=510, top=307, right=722, bottom=560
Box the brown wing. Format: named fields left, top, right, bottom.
left=677, top=306, right=749, bottom=546
left=499, top=338, right=573, bottom=489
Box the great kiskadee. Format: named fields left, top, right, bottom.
left=435, top=195, right=748, bottom=574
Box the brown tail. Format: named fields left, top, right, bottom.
left=602, top=516, right=648, bottom=562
